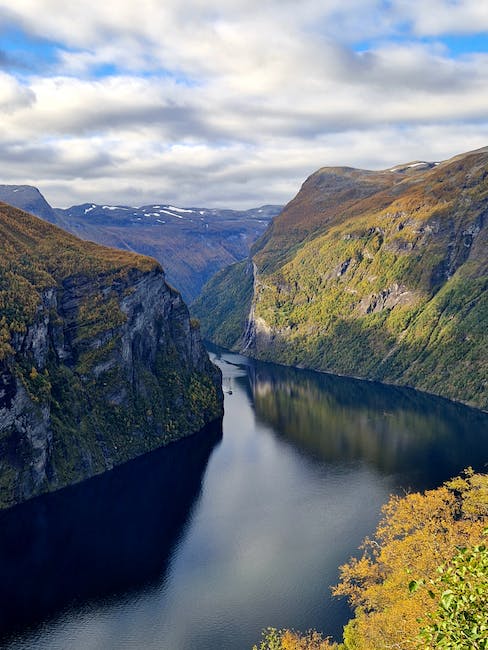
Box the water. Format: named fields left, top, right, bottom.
left=1, top=346, right=487, bottom=650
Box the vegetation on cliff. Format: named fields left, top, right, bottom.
left=194, top=148, right=488, bottom=409
left=253, top=469, right=488, bottom=649
left=191, top=259, right=254, bottom=348
left=0, top=201, right=157, bottom=360
left=0, top=203, right=223, bottom=508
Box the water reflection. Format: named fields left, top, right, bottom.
left=247, top=359, right=488, bottom=488
left=0, top=422, right=222, bottom=644
left=2, top=347, right=487, bottom=650
left=207, top=343, right=488, bottom=490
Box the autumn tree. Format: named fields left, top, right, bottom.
left=253, top=471, right=488, bottom=650
left=333, top=469, right=488, bottom=649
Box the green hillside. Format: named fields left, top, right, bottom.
left=193, top=148, right=488, bottom=410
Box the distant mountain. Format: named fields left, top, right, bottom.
left=193, top=147, right=488, bottom=410
left=0, top=202, right=222, bottom=508
left=0, top=184, right=58, bottom=223
left=0, top=185, right=280, bottom=303
left=53, top=203, right=280, bottom=302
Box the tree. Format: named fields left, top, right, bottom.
left=416, top=534, right=488, bottom=649
left=333, top=469, right=488, bottom=649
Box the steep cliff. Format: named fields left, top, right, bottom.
left=0, top=203, right=223, bottom=508
left=193, top=147, right=488, bottom=410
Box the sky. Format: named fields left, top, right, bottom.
left=0, top=1, right=488, bottom=209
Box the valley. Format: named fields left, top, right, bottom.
left=0, top=185, right=280, bottom=303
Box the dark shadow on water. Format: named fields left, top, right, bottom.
left=0, top=421, right=223, bottom=643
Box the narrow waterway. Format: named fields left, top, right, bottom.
left=1, top=347, right=487, bottom=650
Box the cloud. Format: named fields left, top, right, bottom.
left=0, top=1, right=487, bottom=208
left=0, top=71, right=35, bottom=111
left=392, top=0, right=488, bottom=36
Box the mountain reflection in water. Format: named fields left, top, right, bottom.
left=243, top=358, right=488, bottom=489
left=1, top=346, right=487, bottom=650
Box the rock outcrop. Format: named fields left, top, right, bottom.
left=0, top=203, right=223, bottom=508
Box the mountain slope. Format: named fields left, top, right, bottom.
left=54, top=202, right=280, bottom=302
left=193, top=147, right=488, bottom=410
left=0, top=203, right=223, bottom=508
left=0, top=184, right=58, bottom=223
left=0, top=185, right=280, bottom=303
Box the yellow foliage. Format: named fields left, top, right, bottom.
left=333, top=470, right=488, bottom=649
left=253, top=628, right=341, bottom=650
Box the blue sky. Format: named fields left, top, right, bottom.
left=0, top=1, right=487, bottom=208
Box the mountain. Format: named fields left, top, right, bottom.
left=193, top=147, right=488, bottom=410
left=53, top=203, right=280, bottom=302
left=0, top=184, right=58, bottom=223
left=0, top=185, right=280, bottom=303
left=0, top=202, right=223, bottom=508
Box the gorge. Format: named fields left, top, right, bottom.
left=0, top=347, right=486, bottom=649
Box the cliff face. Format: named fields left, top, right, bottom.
left=0, top=203, right=223, bottom=508
left=193, top=147, right=488, bottom=410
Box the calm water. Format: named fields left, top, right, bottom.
left=1, top=347, right=487, bottom=650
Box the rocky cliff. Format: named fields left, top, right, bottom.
left=0, top=203, right=223, bottom=508
left=193, top=147, right=488, bottom=410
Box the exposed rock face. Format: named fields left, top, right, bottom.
left=194, top=147, right=488, bottom=410
left=0, top=203, right=223, bottom=508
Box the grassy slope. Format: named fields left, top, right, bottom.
left=195, top=149, right=488, bottom=409
left=191, top=259, right=254, bottom=349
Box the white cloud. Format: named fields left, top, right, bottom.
left=0, top=1, right=487, bottom=208
left=0, top=71, right=35, bottom=112
left=393, top=0, right=488, bottom=36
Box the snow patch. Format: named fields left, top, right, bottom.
left=158, top=209, right=183, bottom=218
left=167, top=205, right=194, bottom=214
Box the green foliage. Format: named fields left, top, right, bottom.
left=416, top=535, right=488, bottom=649
left=192, top=259, right=253, bottom=348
